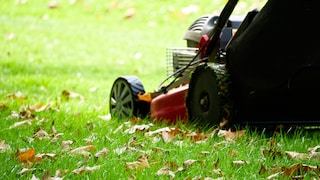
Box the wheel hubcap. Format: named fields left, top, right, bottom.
left=199, top=92, right=210, bottom=112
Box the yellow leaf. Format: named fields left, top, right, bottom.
left=18, top=148, right=35, bottom=162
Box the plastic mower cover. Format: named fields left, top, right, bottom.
left=150, top=84, right=188, bottom=123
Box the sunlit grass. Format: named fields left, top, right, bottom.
left=1, top=0, right=319, bottom=179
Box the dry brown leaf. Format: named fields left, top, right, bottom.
left=7, top=91, right=27, bottom=100
left=113, top=121, right=131, bottom=134
left=145, top=127, right=171, bottom=136
left=70, top=145, right=95, bottom=153
left=72, top=165, right=100, bottom=175
left=18, top=109, right=36, bottom=118
left=187, top=132, right=210, bottom=143
left=162, top=127, right=179, bottom=142
left=9, top=119, right=33, bottom=129
left=151, top=147, right=170, bottom=155
left=183, top=159, right=198, bottom=168
left=27, top=102, right=53, bottom=112
left=125, top=155, right=149, bottom=171
left=308, top=145, right=320, bottom=160
left=199, top=151, right=210, bottom=156
left=285, top=151, right=309, bottom=161
left=125, top=124, right=151, bottom=134
left=17, top=168, right=36, bottom=175
left=0, top=102, right=8, bottom=110
left=212, top=159, right=220, bottom=169
left=228, top=149, right=240, bottom=157
left=218, top=129, right=245, bottom=140
left=161, top=131, right=173, bottom=143
left=34, top=153, right=57, bottom=163
left=0, top=140, right=12, bottom=153
left=94, top=148, right=109, bottom=158
left=98, top=114, right=111, bottom=121
left=232, top=160, right=249, bottom=166
left=33, top=128, right=50, bottom=140
left=266, top=172, right=283, bottom=180
left=62, top=90, right=85, bottom=101
left=124, top=7, right=135, bottom=19
left=54, top=169, right=69, bottom=177
left=225, top=130, right=245, bottom=139
left=156, top=165, right=175, bottom=179
left=48, top=1, right=58, bottom=9
left=282, top=163, right=303, bottom=177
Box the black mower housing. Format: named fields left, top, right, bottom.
left=185, top=0, right=320, bottom=126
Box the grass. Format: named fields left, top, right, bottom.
left=1, top=0, right=319, bottom=179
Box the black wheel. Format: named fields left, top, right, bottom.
left=187, top=63, right=234, bottom=128
left=109, top=76, right=149, bottom=119
left=186, top=64, right=221, bottom=127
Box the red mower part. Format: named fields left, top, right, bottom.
left=150, top=84, right=189, bottom=123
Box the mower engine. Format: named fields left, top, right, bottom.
left=150, top=14, right=244, bottom=123
left=166, top=15, right=243, bottom=77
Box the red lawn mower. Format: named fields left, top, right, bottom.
left=109, top=0, right=320, bottom=128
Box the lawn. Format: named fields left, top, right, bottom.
left=1, top=0, right=319, bottom=179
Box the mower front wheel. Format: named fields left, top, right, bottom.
left=186, top=64, right=221, bottom=128
left=109, top=76, right=149, bottom=119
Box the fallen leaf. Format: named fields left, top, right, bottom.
left=0, top=140, right=12, bottom=153
left=17, top=168, right=36, bottom=175
left=113, top=121, right=131, bottom=134
left=69, top=145, right=95, bottom=156
left=62, top=90, right=85, bottom=101
left=217, top=129, right=245, bottom=140
left=162, top=127, right=179, bottom=142
left=232, top=160, right=249, bottom=166
left=7, top=91, right=27, bottom=100
left=94, top=148, right=109, bottom=158
left=124, top=7, right=135, bottom=19
left=285, top=151, right=309, bottom=161
left=27, top=102, right=53, bottom=112
left=156, top=165, right=175, bottom=179
left=308, top=145, right=320, bottom=160
left=0, top=102, right=8, bottom=110
left=48, top=1, right=58, bottom=9
left=266, top=172, right=283, bottom=180
left=145, top=127, right=171, bottom=136
left=125, top=124, right=151, bottom=134
left=72, top=165, right=100, bottom=175
left=33, top=128, right=50, bottom=140
left=34, top=153, right=57, bottom=163
left=18, top=148, right=35, bottom=163
left=98, top=114, right=111, bottom=121
left=125, top=155, right=149, bottom=171
left=183, top=159, right=198, bottom=167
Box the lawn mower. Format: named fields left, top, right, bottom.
left=109, top=0, right=320, bottom=129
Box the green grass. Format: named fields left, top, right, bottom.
left=1, top=0, right=319, bottom=179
